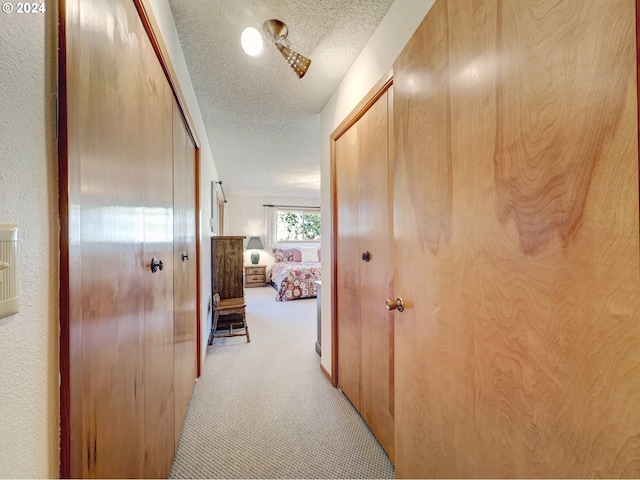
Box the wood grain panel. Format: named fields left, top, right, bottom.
left=335, top=122, right=362, bottom=410
left=334, top=87, right=395, bottom=459
left=393, top=0, right=640, bottom=477
left=141, top=65, right=175, bottom=478
left=494, top=1, right=635, bottom=256
left=134, top=0, right=200, bottom=150
left=173, top=99, right=198, bottom=447
left=357, top=90, right=394, bottom=460
left=211, top=237, right=245, bottom=300
left=66, top=1, right=146, bottom=476
left=396, top=0, right=452, bottom=256
left=63, top=0, right=176, bottom=476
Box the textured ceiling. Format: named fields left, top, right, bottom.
left=168, top=0, right=395, bottom=198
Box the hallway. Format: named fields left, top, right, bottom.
left=170, top=287, right=394, bottom=479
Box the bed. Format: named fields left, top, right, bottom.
left=270, top=247, right=321, bottom=301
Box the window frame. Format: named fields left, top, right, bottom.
left=275, top=207, right=321, bottom=243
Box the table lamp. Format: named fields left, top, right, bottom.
left=246, top=236, right=264, bottom=265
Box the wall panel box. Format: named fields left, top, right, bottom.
left=0, top=224, right=18, bottom=318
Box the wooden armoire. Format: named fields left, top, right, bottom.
left=59, top=0, right=199, bottom=477
left=333, top=0, right=640, bottom=478
left=211, top=236, right=245, bottom=300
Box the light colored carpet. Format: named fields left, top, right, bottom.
left=169, top=286, right=395, bottom=479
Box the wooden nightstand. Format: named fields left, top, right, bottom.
left=244, top=265, right=267, bottom=287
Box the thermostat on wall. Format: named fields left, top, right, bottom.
left=0, top=224, right=19, bottom=319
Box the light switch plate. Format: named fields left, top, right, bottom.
left=0, top=224, right=19, bottom=319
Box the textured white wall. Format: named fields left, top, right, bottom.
left=319, top=0, right=435, bottom=375
left=0, top=3, right=59, bottom=478
left=225, top=194, right=321, bottom=268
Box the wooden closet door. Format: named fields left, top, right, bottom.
left=141, top=72, right=175, bottom=478
left=62, top=0, right=176, bottom=477
left=335, top=121, right=362, bottom=411
left=357, top=90, right=394, bottom=460
left=335, top=89, right=394, bottom=458
left=173, top=99, right=198, bottom=446
left=392, top=0, right=639, bottom=477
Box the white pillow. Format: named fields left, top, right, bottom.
left=300, top=246, right=319, bottom=263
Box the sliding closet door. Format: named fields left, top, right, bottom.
left=173, top=99, right=198, bottom=446
left=392, top=0, right=639, bottom=477
left=62, top=0, right=176, bottom=477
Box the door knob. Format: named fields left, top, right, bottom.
left=385, top=297, right=404, bottom=312
left=361, top=251, right=371, bottom=262
left=150, top=257, right=164, bottom=273
left=182, top=252, right=189, bottom=261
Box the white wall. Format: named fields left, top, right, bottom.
left=146, top=0, right=222, bottom=369
left=0, top=3, right=59, bottom=478
left=319, top=0, right=435, bottom=375
left=225, top=194, right=320, bottom=269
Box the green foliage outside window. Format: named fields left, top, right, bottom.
left=277, top=210, right=321, bottom=241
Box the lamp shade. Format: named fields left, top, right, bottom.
left=246, top=236, right=264, bottom=250
left=246, top=236, right=263, bottom=265
left=276, top=43, right=311, bottom=78
left=263, top=19, right=312, bottom=79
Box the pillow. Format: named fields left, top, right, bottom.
left=292, top=248, right=302, bottom=262
left=300, top=246, right=319, bottom=263
left=272, top=248, right=294, bottom=263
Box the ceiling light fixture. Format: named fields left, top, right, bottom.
left=263, top=19, right=311, bottom=79
left=241, top=26, right=263, bottom=56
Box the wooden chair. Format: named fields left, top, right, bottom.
left=208, top=293, right=250, bottom=345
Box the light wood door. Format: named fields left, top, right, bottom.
left=173, top=99, right=198, bottom=446
left=357, top=90, right=394, bottom=461
left=336, top=119, right=362, bottom=411
left=392, top=0, right=639, bottom=477
left=140, top=71, right=175, bottom=478
left=335, top=89, right=394, bottom=459
left=62, top=0, right=176, bottom=477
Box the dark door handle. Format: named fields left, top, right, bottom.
left=182, top=252, right=189, bottom=261
left=150, top=257, right=164, bottom=273
left=361, top=251, right=371, bottom=262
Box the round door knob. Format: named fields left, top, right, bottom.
left=361, top=251, right=371, bottom=262
left=385, top=297, right=404, bottom=312
left=150, top=257, right=164, bottom=273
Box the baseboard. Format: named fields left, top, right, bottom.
left=320, top=363, right=333, bottom=385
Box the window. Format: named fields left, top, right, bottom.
left=276, top=209, right=321, bottom=242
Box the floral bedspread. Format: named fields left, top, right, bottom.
left=270, top=262, right=321, bottom=301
